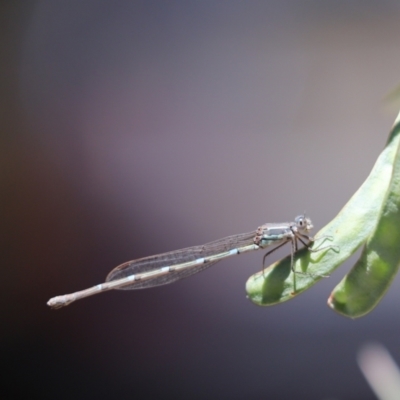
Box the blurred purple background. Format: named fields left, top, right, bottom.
left=2, top=1, right=400, bottom=399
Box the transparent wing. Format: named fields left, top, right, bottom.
left=106, top=230, right=257, bottom=289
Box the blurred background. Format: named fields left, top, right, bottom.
left=2, top=1, right=400, bottom=399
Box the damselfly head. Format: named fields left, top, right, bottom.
left=294, top=215, right=313, bottom=232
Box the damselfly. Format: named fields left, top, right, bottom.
left=47, top=215, right=332, bottom=309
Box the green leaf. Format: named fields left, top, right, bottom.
left=328, top=113, right=400, bottom=318
left=246, top=111, right=400, bottom=307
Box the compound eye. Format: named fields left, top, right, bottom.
left=295, top=214, right=311, bottom=230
